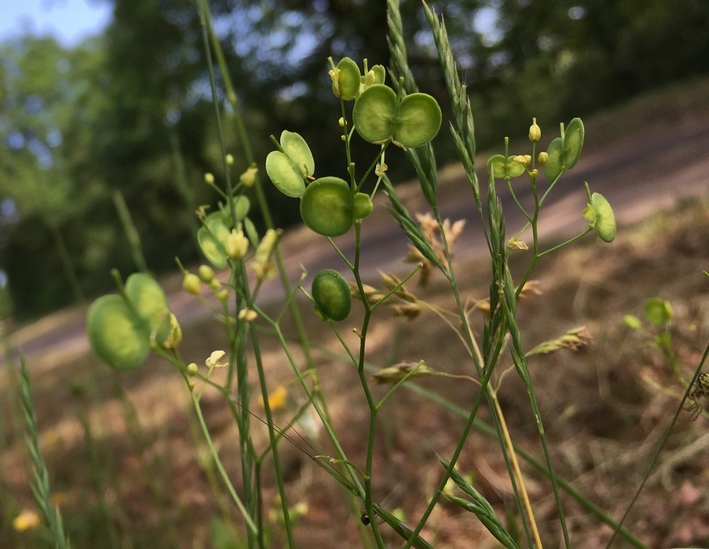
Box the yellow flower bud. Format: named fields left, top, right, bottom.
left=538, top=151, right=549, bottom=166
left=216, top=289, right=229, bottom=301
left=225, top=154, right=234, bottom=165
left=529, top=117, right=541, bottom=142
left=204, top=172, right=215, bottom=184
left=187, top=362, right=199, bottom=376
left=182, top=273, right=201, bottom=295
left=513, top=155, right=529, bottom=166
left=198, top=265, right=215, bottom=283
left=226, top=229, right=249, bottom=259
left=252, top=228, right=282, bottom=280
left=338, top=117, right=345, bottom=127
left=208, top=278, right=221, bottom=291
left=240, top=166, right=258, bottom=188
left=238, top=308, right=258, bottom=322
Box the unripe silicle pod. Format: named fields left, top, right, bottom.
left=312, top=269, right=352, bottom=321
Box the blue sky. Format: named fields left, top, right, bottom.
left=0, top=0, right=112, bottom=47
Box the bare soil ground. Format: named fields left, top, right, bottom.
left=2, top=79, right=709, bottom=548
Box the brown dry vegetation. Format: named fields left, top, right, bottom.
left=4, top=196, right=709, bottom=548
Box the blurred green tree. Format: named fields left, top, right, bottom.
left=1, top=0, right=708, bottom=318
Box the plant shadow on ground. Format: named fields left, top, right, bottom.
left=3, top=196, right=709, bottom=548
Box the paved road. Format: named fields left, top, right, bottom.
left=6, top=116, right=709, bottom=366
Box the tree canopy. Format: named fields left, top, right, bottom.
left=2, top=0, right=708, bottom=317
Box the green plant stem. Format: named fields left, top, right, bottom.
left=111, top=188, right=148, bottom=273
left=242, top=262, right=296, bottom=548
left=77, top=399, right=120, bottom=548
left=490, top=387, right=543, bottom=548
left=189, top=388, right=259, bottom=535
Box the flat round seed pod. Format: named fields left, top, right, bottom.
left=87, top=294, right=149, bottom=370
left=394, top=92, right=442, bottom=148
left=353, top=84, right=397, bottom=144
left=198, top=227, right=227, bottom=268
left=125, top=273, right=171, bottom=344
left=312, top=269, right=352, bottom=321
left=300, top=177, right=353, bottom=236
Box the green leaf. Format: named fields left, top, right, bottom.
left=300, top=177, right=353, bottom=236
left=353, top=84, right=397, bottom=144
left=394, top=93, right=442, bottom=148
left=87, top=295, right=149, bottom=370
left=198, top=227, right=227, bottom=269
left=563, top=117, right=584, bottom=169
left=265, top=150, right=306, bottom=198
left=544, top=137, right=563, bottom=182
left=312, top=269, right=352, bottom=321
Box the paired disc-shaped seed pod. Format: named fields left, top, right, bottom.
left=87, top=273, right=171, bottom=370
left=353, top=84, right=442, bottom=149
left=265, top=131, right=315, bottom=198
left=486, top=155, right=526, bottom=179
left=544, top=118, right=585, bottom=182
left=583, top=192, right=616, bottom=243
left=312, top=269, right=352, bottom=321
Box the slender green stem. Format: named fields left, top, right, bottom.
left=190, top=388, right=259, bottom=534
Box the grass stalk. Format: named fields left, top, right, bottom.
left=18, top=355, right=70, bottom=549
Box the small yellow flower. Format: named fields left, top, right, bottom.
left=238, top=308, right=258, bottom=322
left=259, top=385, right=288, bottom=411
left=205, top=350, right=228, bottom=369
left=240, top=166, right=258, bottom=188
left=225, top=153, right=234, bottom=165
left=252, top=228, right=282, bottom=280
left=162, top=313, right=182, bottom=349
left=226, top=229, right=249, bottom=259
left=204, top=172, right=215, bottom=184
left=187, top=362, right=199, bottom=376
left=538, top=151, right=549, bottom=166
left=13, top=509, right=41, bottom=532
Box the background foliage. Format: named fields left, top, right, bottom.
left=2, top=0, right=708, bottom=317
